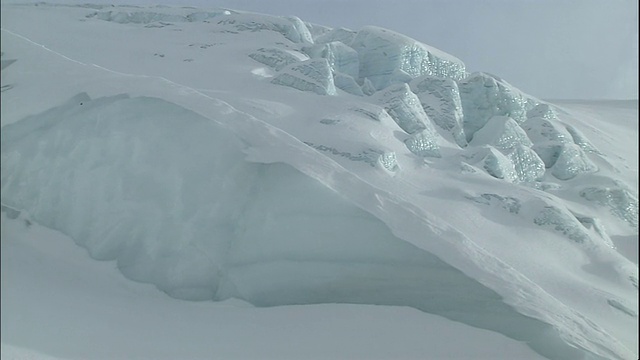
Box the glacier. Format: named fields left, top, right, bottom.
left=0, top=3, right=637, bottom=360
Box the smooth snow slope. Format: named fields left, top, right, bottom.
left=1, top=3, right=637, bottom=360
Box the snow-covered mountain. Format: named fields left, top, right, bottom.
left=1, top=3, right=637, bottom=360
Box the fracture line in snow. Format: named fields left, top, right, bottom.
left=1, top=26, right=632, bottom=359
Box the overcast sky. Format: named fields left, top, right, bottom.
left=17, top=0, right=640, bottom=100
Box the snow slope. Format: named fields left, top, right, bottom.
left=1, top=3, right=637, bottom=360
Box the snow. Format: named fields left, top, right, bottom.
left=0, top=211, right=544, bottom=360
left=0, top=3, right=638, bottom=360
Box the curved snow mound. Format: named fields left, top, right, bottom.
left=271, top=59, right=336, bottom=95
left=351, top=26, right=466, bottom=91
left=2, top=94, right=593, bottom=359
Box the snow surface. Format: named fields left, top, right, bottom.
left=1, top=3, right=638, bottom=360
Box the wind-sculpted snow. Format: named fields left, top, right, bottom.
left=271, top=59, right=336, bottom=95
left=410, top=75, right=467, bottom=147
left=459, top=72, right=537, bottom=142
left=404, top=130, right=442, bottom=158
left=351, top=26, right=466, bottom=91
left=1, top=94, right=592, bottom=360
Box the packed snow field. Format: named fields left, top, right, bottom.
left=0, top=3, right=637, bottom=360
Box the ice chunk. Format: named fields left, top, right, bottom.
left=481, top=147, right=519, bottom=182
left=551, top=143, right=597, bottom=180
left=527, top=103, right=559, bottom=121
left=372, top=83, right=430, bottom=134
left=333, top=72, right=364, bottom=96
left=410, top=75, right=466, bottom=147
left=459, top=72, right=537, bottom=141
left=248, top=47, right=307, bottom=71
left=522, top=117, right=572, bottom=144
left=361, top=77, right=376, bottom=96
left=304, top=22, right=331, bottom=40
left=351, top=26, right=466, bottom=91
left=580, top=186, right=638, bottom=228
left=404, top=130, right=441, bottom=158
left=315, top=27, right=357, bottom=45
left=378, top=151, right=400, bottom=171
left=470, top=116, right=532, bottom=150
left=531, top=143, right=564, bottom=168
left=271, top=59, right=336, bottom=95
left=216, top=14, right=313, bottom=44
left=505, top=144, right=545, bottom=183
left=463, top=146, right=518, bottom=182
left=303, top=41, right=359, bottom=78
left=565, top=124, right=601, bottom=154
left=522, top=116, right=577, bottom=168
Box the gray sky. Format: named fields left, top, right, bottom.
left=12, top=0, right=640, bottom=99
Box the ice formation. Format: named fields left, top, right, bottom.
left=404, top=130, right=442, bottom=158
left=350, top=26, right=466, bottom=91
left=505, top=144, right=546, bottom=183
left=333, top=72, right=364, bottom=96
left=314, top=27, right=357, bottom=45
left=410, top=75, right=467, bottom=147
left=459, top=72, right=536, bottom=141
left=372, top=83, right=430, bottom=134
left=271, top=59, right=336, bottom=95
left=470, top=116, right=533, bottom=150
left=580, top=186, right=639, bottom=228
left=216, top=14, right=313, bottom=44
left=550, top=143, right=597, bottom=180
left=303, top=41, right=360, bottom=78
left=249, top=47, right=307, bottom=71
